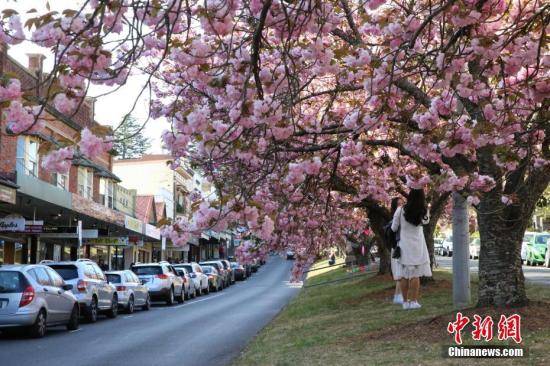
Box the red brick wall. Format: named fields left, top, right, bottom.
left=69, top=165, right=79, bottom=194
left=0, top=119, right=17, bottom=176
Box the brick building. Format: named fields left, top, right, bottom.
left=0, top=44, right=158, bottom=268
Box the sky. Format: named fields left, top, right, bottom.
left=4, top=0, right=169, bottom=154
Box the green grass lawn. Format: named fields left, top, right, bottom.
left=235, top=260, right=550, bottom=366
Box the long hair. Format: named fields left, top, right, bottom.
left=403, top=189, right=427, bottom=226
left=390, top=197, right=401, bottom=216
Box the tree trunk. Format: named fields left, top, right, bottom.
left=477, top=198, right=528, bottom=307
left=368, top=212, right=392, bottom=275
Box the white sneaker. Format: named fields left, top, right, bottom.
left=393, top=294, right=404, bottom=304
left=402, top=301, right=410, bottom=310
left=408, top=301, right=422, bottom=309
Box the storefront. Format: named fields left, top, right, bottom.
left=85, top=237, right=130, bottom=271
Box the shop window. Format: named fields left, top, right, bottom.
left=100, top=178, right=114, bottom=208
left=78, top=167, right=93, bottom=199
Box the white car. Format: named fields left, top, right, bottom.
left=131, top=263, right=184, bottom=305
left=174, top=263, right=209, bottom=296
left=469, top=238, right=480, bottom=259
left=105, top=270, right=150, bottom=313
left=442, top=236, right=453, bottom=256
left=47, top=259, right=118, bottom=322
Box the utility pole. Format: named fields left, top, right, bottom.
left=452, top=192, right=471, bottom=308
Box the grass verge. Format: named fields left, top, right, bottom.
left=235, top=260, right=550, bottom=366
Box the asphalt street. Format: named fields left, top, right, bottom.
left=436, top=255, right=550, bottom=286
left=0, top=257, right=301, bottom=366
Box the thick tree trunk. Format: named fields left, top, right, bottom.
left=369, top=214, right=392, bottom=275
left=477, top=199, right=528, bottom=307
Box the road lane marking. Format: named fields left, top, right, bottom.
left=124, top=315, right=134, bottom=319
left=69, top=329, right=82, bottom=333
left=159, top=293, right=227, bottom=309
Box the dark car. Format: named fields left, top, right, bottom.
left=230, top=262, right=247, bottom=281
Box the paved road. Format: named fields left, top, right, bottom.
left=436, top=255, right=550, bottom=286
left=0, top=257, right=301, bottom=366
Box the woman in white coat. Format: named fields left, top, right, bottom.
left=390, top=197, right=404, bottom=304
left=392, top=189, right=431, bottom=310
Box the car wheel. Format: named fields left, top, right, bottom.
left=29, top=309, right=47, bottom=338
left=107, top=295, right=118, bottom=318
left=204, top=285, right=210, bottom=295
left=184, top=288, right=189, bottom=300
left=142, top=294, right=151, bottom=311
left=166, top=287, right=175, bottom=305
left=177, top=288, right=184, bottom=304
left=86, top=297, right=98, bottom=323
left=66, top=305, right=80, bottom=331
left=127, top=295, right=135, bottom=314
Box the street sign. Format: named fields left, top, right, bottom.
left=85, top=237, right=129, bottom=246
left=0, top=185, right=16, bottom=205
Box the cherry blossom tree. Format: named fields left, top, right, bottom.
left=1, top=0, right=548, bottom=306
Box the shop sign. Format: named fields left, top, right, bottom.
left=85, top=237, right=129, bottom=246
left=125, top=215, right=143, bottom=234
left=144, top=224, right=161, bottom=240
left=24, top=220, right=43, bottom=233
left=129, top=235, right=144, bottom=247
left=0, top=185, right=16, bottom=205
left=40, top=229, right=98, bottom=239
left=0, top=217, right=25, bottom=232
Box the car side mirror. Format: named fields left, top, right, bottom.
left=62, top=284, right=73, bottom=291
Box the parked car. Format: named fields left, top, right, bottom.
left=47, top=259, right=118, bottom=322
left=469, top=238, right=480, bottom=259
left=286, top=250, right=295, bottom=260
left=173, top=267, right=192, bottom=300
left=523, top=232, right=550, bottom=266
left=230, top=262, right=247, bottom=281
left=219, top=259, right=235, bottom=284
left=434, top=238, right=444, bottom=256
left=0, top=264, right=79, bottom=338
left=131, top=262, right=184, bottom=305
left=200, top=261, right=230, bottom=288
left=105, top=270, right=150, bottom=313
left=173, top=263, right=209, bottom=296
left=201, top=265, right=223, bottom=292
left=441, top=236, right=453, bottom=256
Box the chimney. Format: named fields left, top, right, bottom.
left=27, top=53, right=45, bottom=75
left=85, top=96, right=96, bottom=121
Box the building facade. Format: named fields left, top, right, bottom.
left=0, top=46, right=157, bottom=269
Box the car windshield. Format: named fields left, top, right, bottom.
left=177, top=265, right=193, bottom=273
left=523, top=234, right=534, bottom=242
left=202, top=266, right=214, bottom=274
left=48, top=265, right=78, bottom=280
left=230, top=263, right=238, bottom=268
left=0, top=271, right=27, bottom=293
left=535, top=235, right=549, bottom=245
left=132, top=266, right=162, bottom=275
left=201, top=262, right=220, bottom=270
left=106, top=274, right=121, bottom=283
